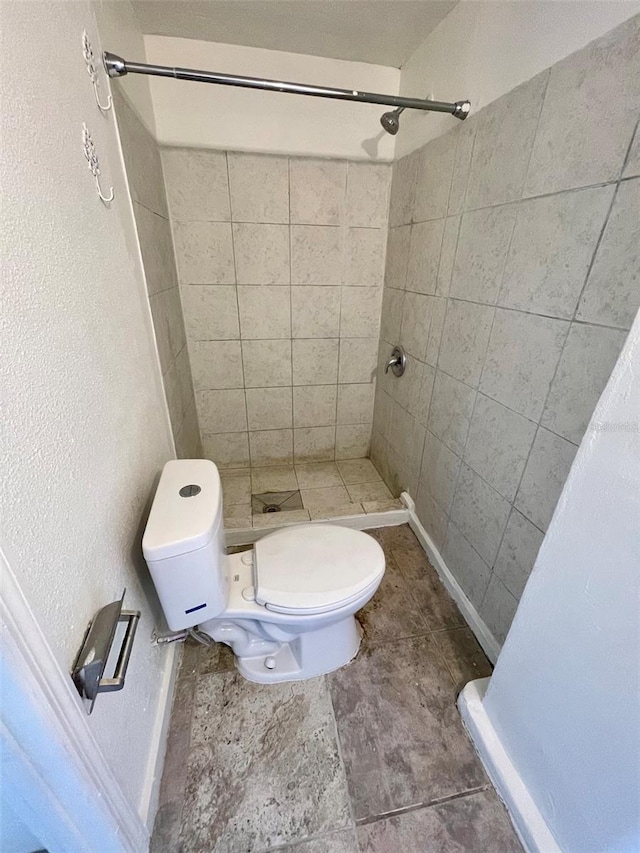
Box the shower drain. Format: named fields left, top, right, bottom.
left=251, top=490, right=303, bottom=515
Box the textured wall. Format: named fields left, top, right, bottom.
left=145, top=35, right=399, bottom=161
left=1, top=0, right=176, bottom=817
left=114, top=88, right=201, bottom=458
left=162, top=149, right=391, bottom=467
left=372, top=16, right=640, bottom=645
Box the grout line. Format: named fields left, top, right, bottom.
left=445, top=123, right=466, bottom=217
left=354, top=785, right=492, bottom=828
left=455, top=115, right=478, bottom=216
left=388, top=287, right=629, bottom=333
left=519, top=68, right=553, bottom=198
left=260, top=825, right=358, bottom=853
left=452, top=186, right=523, bottom=538
left=279, top=158, right=294, bottom=467
left=490, top=212, right=526, bottom=320
left=458, top=174, right=621, bottom=217
left=477, top=297, right=579, bottom=571
left=436, top=214, right=461, bottom=300
left=439, top=130, right=459, bottom=224
left=610, top=109, right=639, bottom=181
left=130, top=197, right=171, bottom=221
left=569, top=185, right=621, bottom=327
left=223, top=151, right=249, bottom=461
left=172, top=215, right=304, bottom=226
left=391, top=353, right=582, bottom=449
left=325, top=673, right=357, bottom=827
left=354, top=628, right=448, bottom=655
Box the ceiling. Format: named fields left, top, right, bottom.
left=132, top=0, right=457, bottom=68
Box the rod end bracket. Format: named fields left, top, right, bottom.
left=452, top=100, right=471, bottom=120
left=103, top=52, right=127, bottom=78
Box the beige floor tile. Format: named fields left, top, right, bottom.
left=223, top=505, right=252, bottom=529
left=221, top=475, right=251, bottom=505
left=301, top=486, right=351, bottom=510
left=346, top=481, right=393, bottom=503
left=336, top=458, right=382, bottom=484
left=181, top=674, right=351, bottom=851
left=295, top=462, right=343, bottom=489
left=308, top=502, right=364, bottom=520
left=251, top=465, right=298, bottom=493
left=219, top=467, right=251, bottom=479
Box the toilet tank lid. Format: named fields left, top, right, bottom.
left=142, top=459, right=222, bottom=562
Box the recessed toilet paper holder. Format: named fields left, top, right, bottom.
left=72, top=590, right=140, bottom=714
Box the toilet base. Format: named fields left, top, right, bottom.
left=234, top=615, right=363, bottom=684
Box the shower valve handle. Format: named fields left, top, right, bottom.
left=385, top=346, right=406, bottom=377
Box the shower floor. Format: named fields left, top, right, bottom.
left=220, top=458, right=402, bottom=530
left=151, top=524, right=522, bottom=852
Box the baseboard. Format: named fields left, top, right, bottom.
left=458, top=680, right=561, bottom=853
left=138, top=641, right=180, bottom=829
left=225, top=507, right=410, bottom=547
left=402, top=493, right=501, bottom=664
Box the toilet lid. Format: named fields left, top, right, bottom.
left=254, top=524, right=385, bottom=614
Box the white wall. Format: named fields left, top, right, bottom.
left=397, top=0, right=640, bottom=157
left=144, top=35, right=400, bottom=160
left=482, top=311, right=640, bottom=852
left=1, top=0, right=174, bottom=824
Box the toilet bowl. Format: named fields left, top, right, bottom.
left=142, top=459, right=385, bottom=683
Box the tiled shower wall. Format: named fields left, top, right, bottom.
left=114, top=89, right=200, bottom=458
left=161, top=150, right=391, bottom=468
left=372, top=16, right=640, bottom=644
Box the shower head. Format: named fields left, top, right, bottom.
left=380, top=107, right=404, bottom=135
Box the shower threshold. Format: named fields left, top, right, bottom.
left=219, top=458, right=409, bottom=545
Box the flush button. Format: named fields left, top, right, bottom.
left=179, top=484, right=201, bottom=497
left=242, top=585, right=256, bottom=602
left=241, top=552, right=253, bottom=566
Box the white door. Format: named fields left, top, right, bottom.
left=0, top=548, right=148, bottom=853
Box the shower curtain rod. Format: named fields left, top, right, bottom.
left=103, top=52, right=471, bottom=119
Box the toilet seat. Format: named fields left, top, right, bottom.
left=254, top=524, right=385, bottom=615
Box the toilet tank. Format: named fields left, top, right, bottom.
left=142, top=459, right=229, bottom=631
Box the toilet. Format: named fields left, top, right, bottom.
left=142, top=459, right=385, bottom=683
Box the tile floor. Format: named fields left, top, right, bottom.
left=151, top=524, right=522, bottom=852
left=221, top=458, right=402, bottom=530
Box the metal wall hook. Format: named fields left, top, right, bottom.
left=82, top=123, right=114, bottom=204
left=83, top=31, right=113, bottom=112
